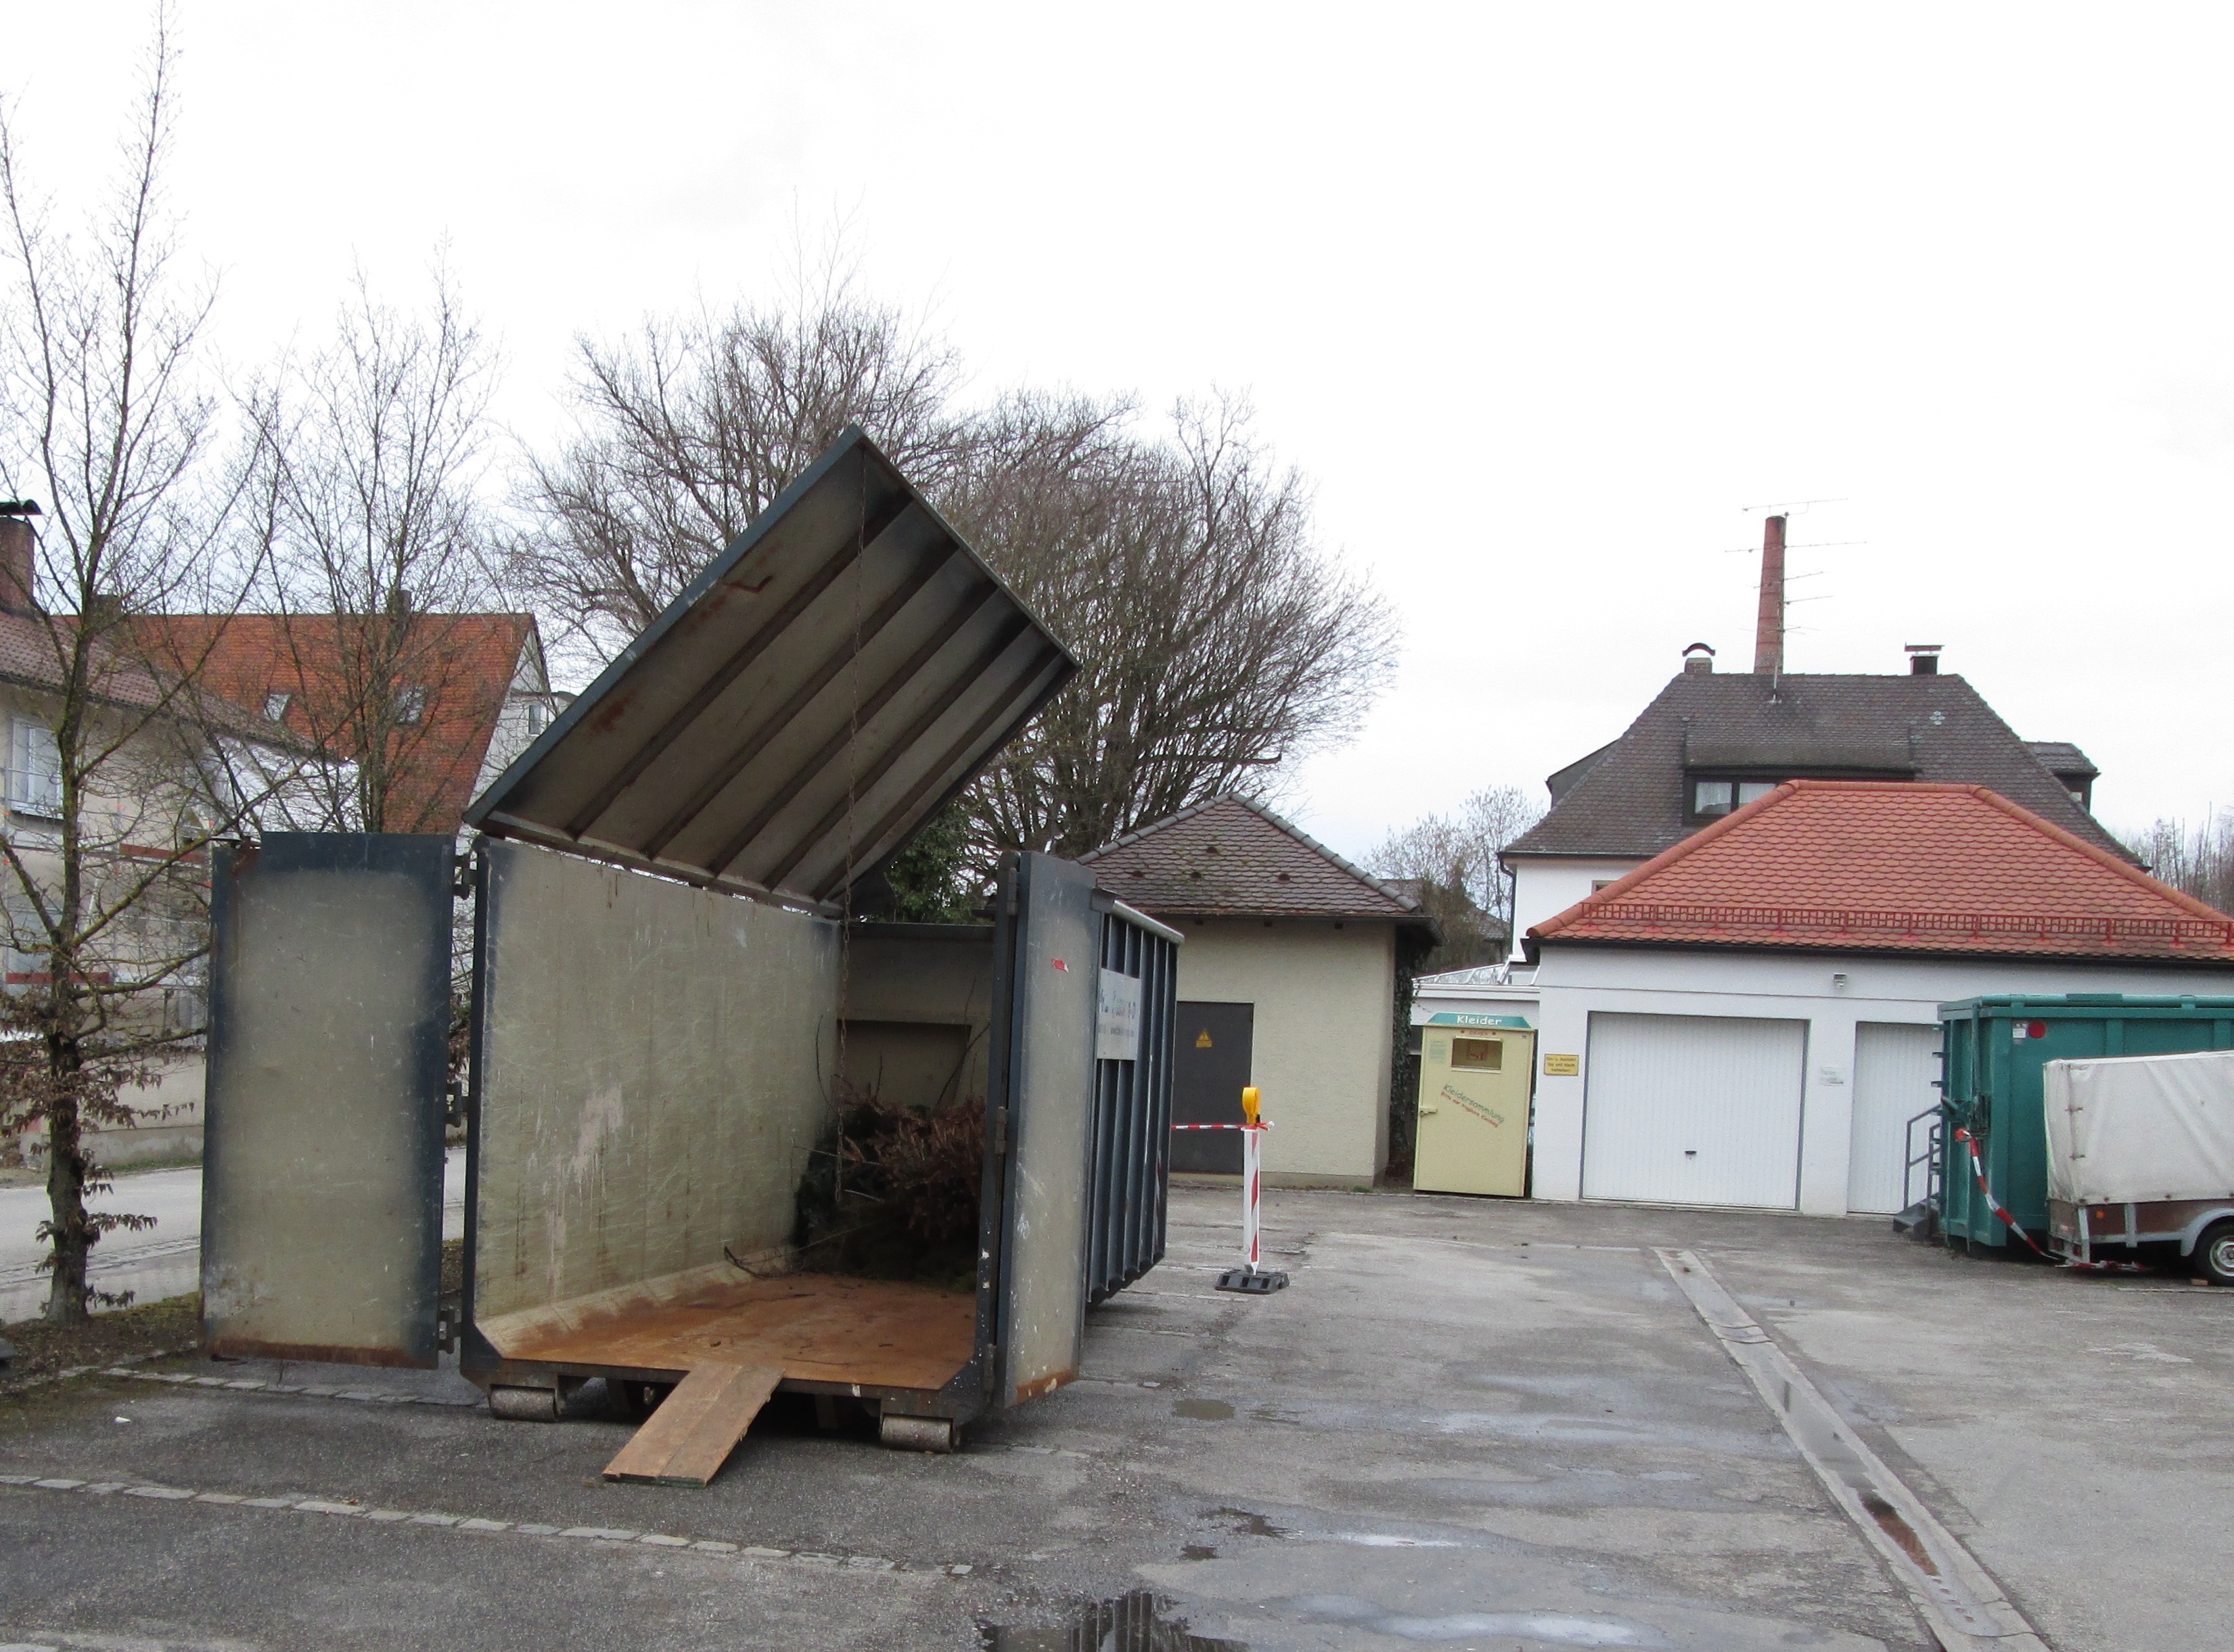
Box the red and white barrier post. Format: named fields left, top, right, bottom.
left=1170, top=1085, right=1288, bottom=1295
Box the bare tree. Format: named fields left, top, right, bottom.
left=508, top=277, right=968, bottom=661
left=955, top=394, right=1396, bottom=861
left=511, top=285, right=1398, bottom=882
left=248, top=267, right=502, bottom=832
left=2124, top=810, right=2234, bottom=916
left=1369, top=783, right=1547, bottom=969
left=0, top=24, right=315, bottom=1322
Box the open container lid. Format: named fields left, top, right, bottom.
left=465, top=427, right=1077, bottom=911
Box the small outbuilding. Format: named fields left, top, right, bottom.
left=1082, top=796, right=1436, bottom=1185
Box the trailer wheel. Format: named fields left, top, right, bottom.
left=2195, top=1221, right=2234, bottom=1286
left=608, top=1379, right=675, bottom=1421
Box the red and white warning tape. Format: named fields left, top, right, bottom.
left=1950, top=1126, right=2048, bottom=1257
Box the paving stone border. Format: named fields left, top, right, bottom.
left=0, top=1471, right=976, bottom=1576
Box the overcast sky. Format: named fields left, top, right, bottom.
left=7, top=3, right=2233, bottom=861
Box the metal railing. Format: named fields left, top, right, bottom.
left=1903, top=1103, right=1944, bottom=1216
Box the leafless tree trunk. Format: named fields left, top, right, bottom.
left=0, top=20, right=304, bottom=1323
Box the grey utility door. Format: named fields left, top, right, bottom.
left=201, top=835, right=454, bottom=1368
left=991, top=852, right=1099, bottom=1408
left=1170, top=1002, right=1254, bottom=1174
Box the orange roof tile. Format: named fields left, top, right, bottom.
left=1528, top=780, right=2234, bottom=964
left=135, top=612, right=536, bottom=833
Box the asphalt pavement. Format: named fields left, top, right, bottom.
left=0, top=1151, right=467, bottom=1323
left=2, top=1185, right=2226, bottom=1649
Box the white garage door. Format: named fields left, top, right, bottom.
left=1582, top=1012, right=1806, bottom=1208
left=1846, top=1022, right=1942, bottom=1215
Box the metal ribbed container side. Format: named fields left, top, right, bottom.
left=1086, top=907, right=1176, bottom=1304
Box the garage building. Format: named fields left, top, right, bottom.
left=1524, top=780, right=2234, bottom=1216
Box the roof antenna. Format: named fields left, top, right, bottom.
left=1752, top=513, right=1785, bottom=694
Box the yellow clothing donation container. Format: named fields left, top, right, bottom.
left=1413, top=1013, right=1533, bottom=1196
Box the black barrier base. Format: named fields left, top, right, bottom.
left=1215, top=1269, right=1288, bottom=1295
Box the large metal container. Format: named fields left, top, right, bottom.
left=1936, top=994, right=2234, bottom=1251
left=199, top=428, right=1181, bottom=1461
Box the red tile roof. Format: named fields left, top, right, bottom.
left=1529, top=780, right=2234, bottom=964
left=135, top=612, right=537, bottom=833
left=0, top=607, right=302, bottom=744
left=1081, top=794, right=1430, bottom=927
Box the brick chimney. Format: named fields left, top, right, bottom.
left=1905, top=643, right=1942, bottom=675
left=0, top=501, right=39, bottom=616
left=1752, top=513, right=1785, bottom=675
left=1682, top=642, right=1716, bottom=674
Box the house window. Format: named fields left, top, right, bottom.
left=265, top=691, right=292, bottom=722
left=1689, top=777, right=1779, bottom=820
left=396, top=687, right=428, bottom=725
left=1451, top=1036, right=1503, bottom=1071
left=7, top=718, right=61, bottom=817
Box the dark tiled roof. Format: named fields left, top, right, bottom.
left=2026, top=740, right=2098, bottom=780
left=1529, top=781, right=2234, bottom=965
left=1081, top=794, right=1428, bottom=927
left=1504, top=670, right=2132, bottom=863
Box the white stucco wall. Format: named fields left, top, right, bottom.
left=1172, top=918, right=1396, bottom=1183
left=1528, top=944, right=2234, bottom=1215
left=1506, top=856, right=1646, bottom=959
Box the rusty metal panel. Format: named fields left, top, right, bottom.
left=989, top=853, right=1099, bottom=1407
left=463, top=428, right=1076, bottom=912
left=466, top=840, right=841, bottom=1341
left=200, top=835, right=451, bottom=1369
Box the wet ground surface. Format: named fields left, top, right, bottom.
left=1, top=1185, right=2226, bottom=1649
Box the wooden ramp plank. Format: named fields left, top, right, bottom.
left=602, top=1362, right=782, bottom=1487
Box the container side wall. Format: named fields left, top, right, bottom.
left=472, top=840, right=839, bottom=1326
left=202, top=835, right=451, bottom=1369
left=994, top=853, right=1098, bottom=1406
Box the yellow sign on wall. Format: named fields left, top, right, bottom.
left=1542, top=1053, right=1580, bottom=1076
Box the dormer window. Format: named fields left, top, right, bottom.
left=396, top=687, right=428, bottom=725
left=1690, top=777, right=1778, bottom=821
left=265, top=691, right=292, bottom=722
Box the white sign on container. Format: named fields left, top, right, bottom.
left=1097, top=969, right=1142, bottom=1062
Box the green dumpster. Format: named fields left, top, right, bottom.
left=1938, top=994, right=2234, bottom=1252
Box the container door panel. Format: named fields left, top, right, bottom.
left=1847, top=1023, right=1941, bottom=1214
left=991, top=853, right=1098, bottom=1406
left=1581, top=1012, right=1804, bottom=1209
left=201, top=835, right=453, bottom=1368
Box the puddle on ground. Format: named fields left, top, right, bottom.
left=982, top=1590, right=1245, bottom=1650
left=1180, top=1544, right=1218, bottom=1561
left=1173, top=1398, right=1234, bottom=1421
left=1208, top=1505, right=1291, bottom=1539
